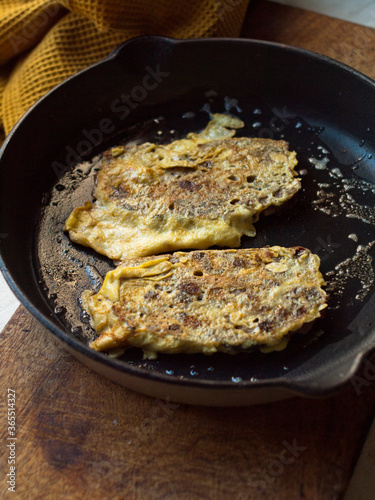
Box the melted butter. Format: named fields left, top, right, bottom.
left=330, top=168, right=343, bottom=178
left=326, top=240, right=375, bottom=306
left=312, top=162, right=375, bottom=224
left=340, top=196, right=375, bottom=224
left=317, top=145, right=329, bottom=154
left=348, top=233, right=358, bottom=242
left=313, top=189, right=340, bottom=216
left=309, top=156, right=329, bottom=170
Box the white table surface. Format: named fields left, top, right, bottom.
left=273, top=0, right=375, bottom=29
left=1, top=0, right=375, bottom=332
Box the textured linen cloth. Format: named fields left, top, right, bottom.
left=0, top=0, right=250, bottom=141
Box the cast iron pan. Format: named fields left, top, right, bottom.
left=1, top=36, right=375, bottom=405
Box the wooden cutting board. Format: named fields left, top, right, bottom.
left=2, top=2, right=375, bottom=498
left=2, top=307, right=375, bottom=500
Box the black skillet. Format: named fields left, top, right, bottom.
left=1, top=36, right=375, bottom=405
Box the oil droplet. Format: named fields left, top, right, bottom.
left=80, top=311, right=91, bottom=323
left=166, top=369, right=174, bottom=375
left=190, top=370, right=199, bottom=376
left=295, top=122, right=302, bottom=129
left=201, top=103, right=211, bottom=114
left=252, top=122, right=261, bottom=128
left=224, top=96, right=242, bottom=113
left=352, top=154, right=366, bottom=169
left=231, top=376, right=243, bottom=383
left=48, top=293, right=57, bottom=300
left=156, top=130, right=163, bottom=136
left=71, top=326, right=82, bottom=335
left=348, top=233, right=358, bottom=242
left=54, top=306, right=66, bottom=315
left=253, top=108, right=262, bottom=115
left=85, top=265, right=103, bottom=289
left=317, top=145, right=329, bottom=154
left=330, top=168, right=343, bottom=178
left=299, top=169, right=308, bottom=176
left=309, top=157, right=329, bottom=170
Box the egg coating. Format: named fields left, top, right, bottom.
left=65, top=114, right=300, bottom=261
left=83, top=247, right=327, bottom=358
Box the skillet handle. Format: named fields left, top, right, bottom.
left=305, top=351, right=375, bottom=396
left=308, top=291, right=375, bottom=395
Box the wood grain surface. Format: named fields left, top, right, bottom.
left=2, top=1, right=375, bottom=499
left=243, top=0, right=375, bottom=80
left=1, top=307, right=375, bottom=500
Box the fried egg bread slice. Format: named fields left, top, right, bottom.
left=83, top=247, right=326, bottom=358
left=65, top=114, right=300, bottom=261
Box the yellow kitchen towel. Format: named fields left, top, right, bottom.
left=0, top=0, right=250, bottom=139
